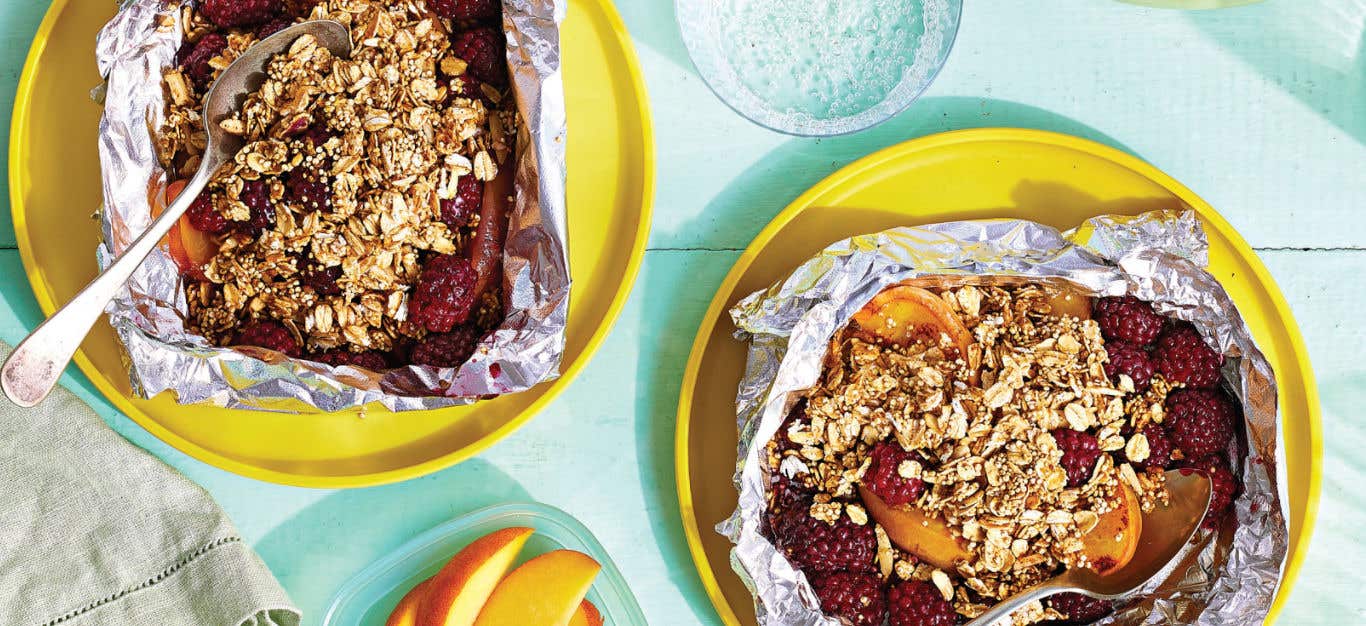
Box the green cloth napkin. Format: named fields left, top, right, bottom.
left=0, top=344, right=300, bottom=626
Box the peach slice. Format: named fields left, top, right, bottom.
left=415, top=527, right=535, bottom=626
left=385, top=578, right=431, bottom=626
left=152, top=180, right=217, bottom=278
left=567, top=600, right=603, bottom=626
left=858, top=485, right=971, bottom=571
left=1046, top=286, right=1093, bottom=321
left=1080, top=484, right=1142, bottom=575
left=472, top=550, right=601, bottom=626
left=851, top=285, right=973, bottom=358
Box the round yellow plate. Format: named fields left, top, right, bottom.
left=10, top=0, right=653, bottom=487
left=676, top=128, right=1320, bottom=625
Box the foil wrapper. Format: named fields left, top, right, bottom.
left=720, top=211, right=1287, bottom=625
left=93, top=0, right=569, bottom=412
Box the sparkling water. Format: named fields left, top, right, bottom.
left=716, top=0, right=934, bottom=120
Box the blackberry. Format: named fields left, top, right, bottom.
left=236, top=321, right=300, bottom=357
left=812, top=571, right=887, bottom=626
left=1103, top=340, right=1155, bottom=392
left=887, top=580, right=959, bottom=626
left=862, top=442, right=926, bottom=506
left=408, top=254, right=480, bottom=333
left=201, top=0, right=279, bottom=28
left=774, top=512, right=877, bottom=575
left=1166, top=389, right=1237, bottom=459
left=1052, top=429, right=1102, bottom=488
left=1152, top=323, right=1224, bottom=389
left=450, top=27, right=507, bottom=86
left=1094, top=296, right=1164, bottom=346
left=440, top=175, right=484, bottom=230
left=409, top=327, right=482, bottom=368
left=186, top=194, right=231, bottom=235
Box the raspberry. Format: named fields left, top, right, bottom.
left=1179, top=455, right=1241, bottom=528
left=186, top=194, right=231, bottom=235
left=1166, top=389, right=1237, bottom=459
left=255, top=17, right=295, bottom=39
left=862, top=442, right=926, bottom=506
left=450, top=27, right=507, bottom=86
left=428, top=0, right=501, bottom=21
left=410, top=327, right=482, bottom=368
left=236, top=321, right=300, bottom=357
left=1051, top=429, right=1102, bottom=488
left=300, top=265, right=342, bottom=296
left=812, top=571, right=887, bottom=626
left=311, top=350, right=388, bottom=370
left=1152, top=324, right=1224, bottom=389
left=1094, top=296, right=1164, bottom=346
left=440, top=175, right=484, bottom=229
left=408, top=254, right=480, bottom=333
left=177, top=33, right=228, bottom=86
left=238, top=180, right=275, bottom=236
left=201, top=0, right=279, bottom=28
left=286, top=168, right=331, bottom=213
left=1136, top=425, right=1173, bottom=470
left=1048, top=592, right=1112, bottom=624
left=887, top=581, right=959, bottom=626
left=774, top=511, right=877, bottom=575
left=1103, top=341, right=1155, bottom=392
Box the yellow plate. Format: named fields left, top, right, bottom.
left=10, top=0, right=653, bottom=487
left=676, top=129, right=1320, bottom=625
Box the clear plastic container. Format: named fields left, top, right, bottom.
left=322, top=503, right=646, bottom=625
left=675, top=0, right=963, bottom=136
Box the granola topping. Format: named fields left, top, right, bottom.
left=158, top=0, right=516, bottom=357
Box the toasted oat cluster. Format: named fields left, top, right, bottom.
left=156, top=0, right=516, bottom=368
left=765, top=284, right=1243, bottom=625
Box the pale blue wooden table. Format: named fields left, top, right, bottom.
left=2, top=0, right=1364, bottom=623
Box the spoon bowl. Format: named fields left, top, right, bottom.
left=965, top=469, right=1213, bottom=625
left=0, top=20, right=352, bottom=408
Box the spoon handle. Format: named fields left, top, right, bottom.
left=1, top=172, right=212, bottom=407
left=962, top=579, right=1075, bottom=626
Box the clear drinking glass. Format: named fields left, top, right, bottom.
left=676, top=0, right=964, bottom=136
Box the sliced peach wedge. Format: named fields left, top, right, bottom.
left=152, top=179, right=218, bottom=278
left=858, top=485, right=971, bottom=571
left=415, top=527, right=535, bottom=626
left=1045, top=285, right=1093, bottom=321
left=385, top=578, right=432, bottom=626
left=567, top=600, right=603, bottom=626
left=850, top=285, right=973, bottom=358
left=472, top=550, right=600, bottom=626
left=860, top=482, right=1143, bottom=576
left=1079, top=483, right=1142, bottom=576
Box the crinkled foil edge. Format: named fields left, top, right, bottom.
left=719, top=211, right=1287, bottom=625
left=93, top=0, right=569, bottom=412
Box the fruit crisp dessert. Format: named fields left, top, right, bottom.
left=155, top=0, right=516, bottom=371
left=764, top=282, right=1244, bottom=625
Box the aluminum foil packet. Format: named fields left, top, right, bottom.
left=720, top=210, right=1287, bottom=625
left=93, top=0, right=569, bottom=412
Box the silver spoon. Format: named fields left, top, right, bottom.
left=965, top=469, right=1213, bottom=626
left=0, top=21, right=353, bottom=408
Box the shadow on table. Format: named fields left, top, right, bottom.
left=666, top=96, right=1140, bottom=250
left=254, top=459, right=529, bottom=621
left=633, top=250, right=741, bottom=626
left=614, top=0, right=693, bottom=72
left=1187, top=0, right=1366, bottom=147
